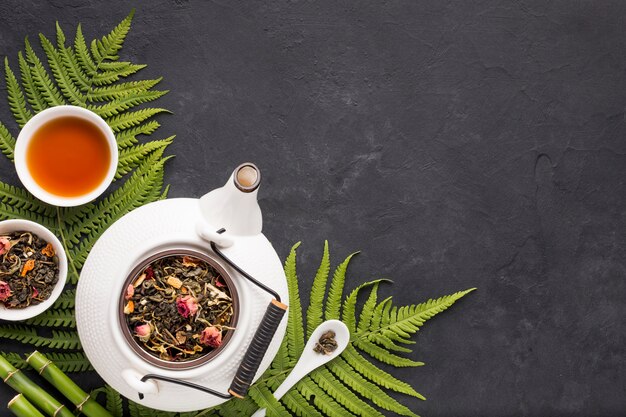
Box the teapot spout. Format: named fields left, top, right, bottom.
left=198, top=163, right=263, bottom=237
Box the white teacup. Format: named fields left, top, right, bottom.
left=14, top=105, right=118, bottom=207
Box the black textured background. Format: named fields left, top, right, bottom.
left=1, top=1, right=625, bottom=416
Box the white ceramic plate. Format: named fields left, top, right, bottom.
left=76, top=198, right=288, bottom=412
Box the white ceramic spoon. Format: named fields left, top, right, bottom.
left=251, top=320, right=350, bottom=417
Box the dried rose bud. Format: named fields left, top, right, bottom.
left=125, top=284, right=134, bottom=300
left=176, top=295, right=198, bottom=318
left=135, top=323, right=152, bottom=342
left=145, top=267, right=154, bottom=280
left=0, top=237, right=11, bottom=256
left=0, top=281, right=12, bottom=301
left=200, top=326, right=222, bottom=348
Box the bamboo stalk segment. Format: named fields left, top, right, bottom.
left=0, top=355, right=74, bottom=417
left=26, top=351, right=112, bottom=417
left=8, top=394, right=46, bottom=417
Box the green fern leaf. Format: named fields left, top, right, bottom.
left=342, top=280, right=386, bottom=334
left=325, top=252, right=358, bottom=320
left=91, top=10, right=134, bottom=62
left=74, top=24, right=97, bottom=76
left=4, top=57, right=32, bottom=127
left=356, top=282, right=381, bottom=333
left=88, top=78, right=163, bottom=101
left=47, top=330, right=81, bottom=349
left=18, top=51, right=46, bottom=113
left=92, top=62, right=147, bottom=86
left=328, top=358, right=417, bottom=416
left=116, top=137, right=174, bottom=179
left=24, top=37, right=65, bottom=107
left=1, top=352, right=27, bottom=369
left=106, top=108, right=169, bottom=131
left=341, top=344, right=424, bottom=398
left=25, top=308, right=76, bottom=328
left=306, top=240, right=330, bottom=338
left=90, top=89, right=167, bottom=118
left=297, top=376, right=353, bottom=417
left=0, top=122, right=16, bottom=160
left=282, top=242, right=304, bottom=361
left=52, top=289, right=76, bottom=309
left=55, top=22, right=90, bottom=92
left=115, top=120, right=161, bottom=148
left=249, top=385, right=291, bottom=417
left=353, top=338, right=423, bottom=367
left=104, top=386, right=123, bottom=417
left=281, top=389, right=325, bottom=417
left=39, top=33, right=85, bottom=106
left=0, top=181, right=55, bottom=216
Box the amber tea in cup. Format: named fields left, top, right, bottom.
left=26, top=116, right=111, bottom=197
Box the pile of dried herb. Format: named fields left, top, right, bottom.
left=123, top=255, right=235, bottom=362
left=0, top=231, right=59, bottom=309
left=314, top=330, right=338, bottom=355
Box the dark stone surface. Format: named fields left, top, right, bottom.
left=1, top=1, right=625, bottom=416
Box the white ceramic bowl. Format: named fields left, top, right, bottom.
left=14, top=105, right=118, bottom=207
left=0, top=219, right=68, bottom=321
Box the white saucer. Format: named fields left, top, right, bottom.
left=76, top=198, right=288, bottom=412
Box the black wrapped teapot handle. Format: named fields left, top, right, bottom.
left=136, top=228, right=288, bottom=401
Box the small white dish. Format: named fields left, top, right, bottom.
left=14, top=105, right=118, bottom=207
left=0, top=219, right=68, bottom=321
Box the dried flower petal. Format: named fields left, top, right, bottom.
left=0, top=281, right=12, bottom=301
left=182, top=256, right=200, bottom=267
left=167, top=276, right=183, bottom=289
left=125, top=284, right=134, bottom=300
left=21, top=260, right=35, bottom=277
left=200, top=326, right=222, bottom=348
left=215, top=277, right=226, bottom=288
left=41, top=243, right=55, bottom=257
left=175, top=330, right=187, bottom=345
left=31, top=287, right=39, bottom=299
left=133, top=273, right=146, bottom=287
left=0, top=237, right=11, bottom=256
left=135, top=323, right=151, bottom=342
left=176, top=295, right=198, bottom=318
left=124, top=300, right=135, bottom=314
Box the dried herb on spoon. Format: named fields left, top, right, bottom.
left=0, top=231, right=59, bottom=309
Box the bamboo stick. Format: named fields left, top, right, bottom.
left=8, top=394, right=45, bottom=417
left=26, top=351, right=112, bottom=417
left=0, top=354, right=74, bottom=417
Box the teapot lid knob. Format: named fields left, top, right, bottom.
left=234, top=163, right=261, bottom=193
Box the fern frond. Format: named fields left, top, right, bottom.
left=0, top=325, right=50, bottom=347
left=306, top=240, right=329, bottom=338
left=89, top=89, right=167, bottom=118
left=106, top=108, right=168, bottom=131
left=0, top=181, right=55, bottom=216
left=354, top=338, right=423, bottom=367
left=249, top=385, right=291, bottom=417
left=104, top=386, right=123, bottom=417
left=325, top=252, right=358, bottom=320
left=356, top=282, right=381, bottom=333
left=283, top=242, right=304, bottom=361
left=1, top=352, right=27, bottom=369
left=343, top=280, right=387, bottom=334
left=25, top=308, right=76, bottom=328
left=281, top=389, right=325, bottom=417
left=42, top=352, right=92, bottom=372
left=92, top=62, right=146, bottom=86
left=328, top=358, right=418, bottom=416
left=0, top=122, right=16, bottom=160
left=87, top=78, right=162, bottom=101
left=116, top=137, right=174, bottom=179
left=47, top=330, right=81, bottom=349
left=39, top=33, right=85, bottom=106
left=297, top=376, right=353, bottom=417
left=24, top=37, right=64, bottom=107
left=4, top=57, right=32, bottom=127
left=358, top=289, right=476, bottom=340
left=115, top=120, right=161, bottom=148
left=74, top=24, right=96, bottom=76
left=18, top=51, right=45, bottom=112
left=310, top=368, right=385, bottom=417
left=342, top=344, right=423, bottom=398
left=52, top=289, right=76, bottom=309
left=0, top=200, right=57, bottom=229
left=91, top=10, right=134, bottom=62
